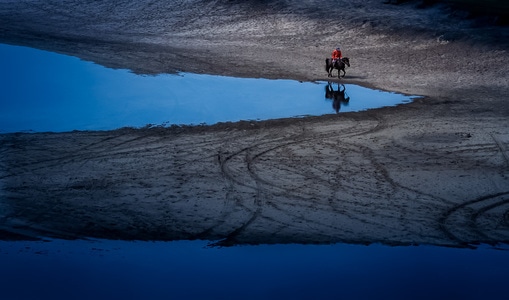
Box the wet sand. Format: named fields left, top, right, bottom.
left=1, top=0, right=509, bottom=247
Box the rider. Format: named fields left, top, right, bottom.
left=331, top=47, right=343, bottom=64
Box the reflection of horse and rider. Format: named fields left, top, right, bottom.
left=325, top=83, right=350, bottom=113
left=325, top=46, right=350, bottom=78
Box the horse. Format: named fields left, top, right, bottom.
left=325, top=57, right=350, bottom=78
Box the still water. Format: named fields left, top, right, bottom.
left=1, top=239, right=508, bottom=300
left=0, top=43, right=415, bottom=133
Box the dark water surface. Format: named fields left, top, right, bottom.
left=1, top=239, right=508, bottom=300
left=0, top=43, right=415, bottom=133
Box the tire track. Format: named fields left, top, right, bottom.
left=491, top=134, right=509, bottom=168
left=439, top=192, right=509, bottom=247
left=215, top=117, right=405, bottom=242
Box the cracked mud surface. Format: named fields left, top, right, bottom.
left=1, top=0, right=509, bottom=247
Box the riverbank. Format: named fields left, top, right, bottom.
left=1, top=0, right=508, bottom=247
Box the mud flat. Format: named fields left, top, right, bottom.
left=1, top=0, right=509, bottom=247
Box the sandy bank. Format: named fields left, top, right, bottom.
left=1, top=0, right=508, bottom=247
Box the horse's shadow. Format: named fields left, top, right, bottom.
left=325, top=83, right=350, bottom=113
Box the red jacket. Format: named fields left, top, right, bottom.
left=332, top=49, right=342, bottom=60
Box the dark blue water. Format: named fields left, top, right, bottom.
left=1, top=239, right=508, bottom=300
left=0, top=44, right=415, bottom=133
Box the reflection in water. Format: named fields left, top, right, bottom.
left=0, top=239, right=508, bottom=300
left=325, top=82, right=350, bottom=113
left=0, top=43, right=417, bottom=133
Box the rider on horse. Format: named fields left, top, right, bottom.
left=331, top=47, right=343, bottom=64
left=326, top=46, right=349, bottom=78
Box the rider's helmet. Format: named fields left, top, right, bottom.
left=336, top=47, right=341, bottom=51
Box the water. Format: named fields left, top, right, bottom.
left=0, top=239, right=507, bottom=300
left=0, top=44, right=415, bottom=133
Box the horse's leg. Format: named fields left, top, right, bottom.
left=326, top=60, right=333, bottom=77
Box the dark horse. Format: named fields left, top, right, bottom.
left=325, top=57, right=350, bottom=78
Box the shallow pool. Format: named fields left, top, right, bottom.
left=0, top=239, right=507, bottom=300
left=0, top=44, right=416, bottom=133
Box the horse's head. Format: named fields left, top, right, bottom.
left=342, top=57, right=350, bottom=67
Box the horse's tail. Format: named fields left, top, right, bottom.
left=325, top=58, right=330, bottom=72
